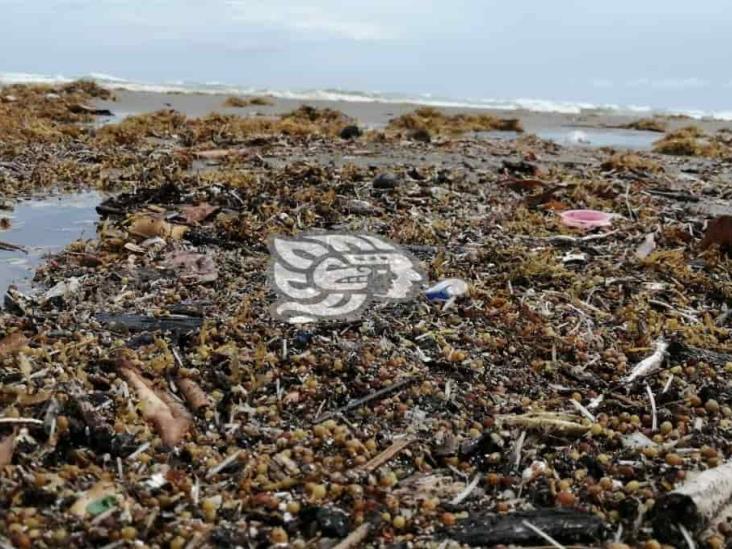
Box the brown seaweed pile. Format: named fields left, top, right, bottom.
left=3, top=81, right=732, bottom=548
left=387, top=107, right=523, bottom=138
left=653, top=126, right=732, bottom=158
left=621, top=118, right=668, bottom=133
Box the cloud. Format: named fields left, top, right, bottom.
left=225, top=1, right=394, bottom=41
left=592, top=79, right=614, bottom=88
left=626, top=77, right=709, bottom=89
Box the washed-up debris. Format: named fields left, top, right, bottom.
left=69, top=481, right=120, bottom=518
left=0, top=331, right=27, bottom=356
left=129, top=213, right=187, bottom=240
left=0, top=431, right=15, bottom=466
left=118, top=358, right=192, bottom=446
left=559, top=208, right=613, bottom=229
left=191, top=148, right=247, bottom=160
left=448, top=509, right=609, bottom=546
left=652, top=459, right=732, bottom=542
left=635, top=232, right=657, bottom=259
left=176, top=377, right=211, bottom=412
left=424, top=278, right=468, bottom=301
left=179, top=202, right=219, bottom=224
left=496, top=412, right=589, bottom=436
left=622, top=431, right=658, bottom=450
left=162, top=250, right=218, bottom=284
left=701, top=215, right=732, bottom=253
left=4, top=79, right=732, bottom=547
left=67, top=103, right=113, bottom=116
left=623, top=338, right=669, bottom=384
left=0, top=239, right=26, bottom=253
left=43, top=276, right=82, bottom=301
left=96, top=313, right=203, bottom=333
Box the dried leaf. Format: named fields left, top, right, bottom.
left=0, top=332, right=28, bottom=357
left=0, top=432, right=15, bottom=466
left=180, top=202, right=219, bottom=224
left=163, top=251, right=218, bottom=284
left=129, top=214, right=187, bottom=240
left=119, top=360, right=192, bottom=446
left=177, top=377, right=211, bottom=412
left=701, top=215, right=732, bottom=253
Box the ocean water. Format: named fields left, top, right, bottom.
left=2, top=71, right=732, bottom=121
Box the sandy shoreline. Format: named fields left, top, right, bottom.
left=97, top=89, right=732, bottom=137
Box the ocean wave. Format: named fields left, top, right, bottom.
left=1, top=70, right=730, bottom=121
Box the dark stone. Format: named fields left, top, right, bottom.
left=293, top=330, right=313, bottom=349
left=301, top=506, right=350, bottom=538
left=339, top=125, right=362, bottom=139
left=409, top=128, right=431, bottom=143
left=372, top=172, right=399, bottom=189
left=501, top=159, right=540, bottom=176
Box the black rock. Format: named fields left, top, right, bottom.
left=501, top=159, right=539, bottom=176
left=339, top=125, right=362, bottom=139
left=409, top=128, right=432, bottom=143
left=372, top=172, right=399, bottom=189
left=449, top=509, right=609, bottom=546
left=301, top=506, right=350, bottom=538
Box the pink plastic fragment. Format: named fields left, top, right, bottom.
left=559, top=209, right=613, bottom=229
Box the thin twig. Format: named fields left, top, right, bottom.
left=646, top=383, right=657, bottom=432
left=0, top=417, right=43, bottom=427
left=0, top=240, right=27, bottom=254
left=450, top=474, right=481, bottom=505
left=207, top=450, right=242, bottom=478
left=313, top=376, right=419, bottom=423
left=521, top=520, right=566, bottom=549
left=570, top=398, right=596, bottom=422
left=359, top=436, right=415, bottom=474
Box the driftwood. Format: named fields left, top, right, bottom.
left=0, top=239, right=27, bottom=253
left=96, top=313, right=203, bottom=334
left=652, top=458, right=732, bottom=542
left=668, top=340, right=732, bottom=368
left=447, top=508, right=608, bottom=546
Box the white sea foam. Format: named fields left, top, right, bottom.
left=1, top=71, right=730, bottom=121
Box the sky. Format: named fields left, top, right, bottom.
left=1, top=0, right=731, bottom=111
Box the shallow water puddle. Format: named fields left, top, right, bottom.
left=536, top=128, right=660, bottom=150
left=0, top=191, right=101, bottom=296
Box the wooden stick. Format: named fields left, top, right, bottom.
left=313, top=376, right=418, bottom=424
left=359, top=436, right=415, bottom=474
left=0, top=240, right=27, bottom=253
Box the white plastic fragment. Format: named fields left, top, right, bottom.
left=424, top=278, right=468, bottom=301
left=623, top=338, right=668, bottom=384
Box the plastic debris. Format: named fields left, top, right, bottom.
left=559, top=209, right=613, bottom=229
left=424, top=278, right=468, bottom=301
